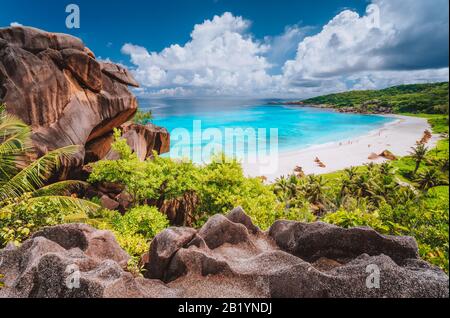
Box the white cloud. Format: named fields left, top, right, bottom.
left=281, top=0, right=449, bottom=96
left=122, top=1, right=449, bottom=98
left=10, top=22, right=23, bottom=27
left=122, top=12, right=274, bottom=96
left=264, top=25, right=311, bottom=74
left=348, top=68, right=450, bottom=91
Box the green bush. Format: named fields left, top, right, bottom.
left=92, top=206, right=169, bottom=260
left=111, top=205, right=169, bottom=239
left=88, top=134, right=282, bottom=229
left=195, top=155, right=282, bottom=229
left=133, top=109, right=153, bottom=125
left=0, top=194, right=86, bottom=246
left=324, top=208, right=389, bottom=234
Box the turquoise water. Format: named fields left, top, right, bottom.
left=141, top=99, right=394, bottom=162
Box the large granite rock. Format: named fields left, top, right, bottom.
left=145, top=207, right=449, bottom=298
left=0, top=208, right=448, bottom=298
left=0, top=26, right=169, bottom=176
left=0, top=236, right=175, bottom=298
left=102, top=122, right=170, bottom=161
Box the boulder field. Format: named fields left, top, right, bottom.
left=0, top=208, right=448, bottom=298
left=0, top=26, right=169, bottom=177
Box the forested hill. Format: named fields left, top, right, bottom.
left=301, top=82, right=449, bottom=114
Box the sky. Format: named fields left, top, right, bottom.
left=1, top=0, right=449, bottom=98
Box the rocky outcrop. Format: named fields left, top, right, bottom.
left=0, top=26, right=169, bottom=175
left=1, top=208, right=448, bottom=298
left=379, top=150, right=397, bottom=161
left=0, top=227, right=174, bottom=298
left=103, top=123, right=170, bottom=161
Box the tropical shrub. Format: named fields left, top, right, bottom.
left=324, top=208, right=389, bottom=234
left=111, top=205, right=169, bottom=240
left=0, top=104, right=98, bottom=248
left=91, top=205, right=169, bottom=275
left=88, top=134, right=283, bottom=229
left=133, top=109, right=153, bottom=125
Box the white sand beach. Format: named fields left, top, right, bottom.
left=242, top=115, right=441, bottom=182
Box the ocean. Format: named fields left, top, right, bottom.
left=139, top=98, right=395, bottom=163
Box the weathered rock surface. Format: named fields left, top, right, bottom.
left=379, top=150, right=397, bottom=161
left=0, top=26, right=169, bottom=175
left=1, top=208, right=448, bottom=298
left=268, top=220, right=419, bottom=264
left=158, top=191, right=199, bottom=226
left=31, top=223, right=130, bottom=268
left=103, top=122, right=170, bottom=161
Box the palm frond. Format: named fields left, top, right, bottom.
left=0, top=108, right=32, bottom=181
left=0, top=113, right=31, bottom=144
left=0, top=145, right=81, bottom=201
left=32, top=180, right=90, bottom=197
left=24, top=195, right=100, bottom=214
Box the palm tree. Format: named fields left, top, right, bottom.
left=409, top=143, right=428, bottom=174
left=0, top=104, right=98, bottom=234
left=301, top=175, right=330, bottom=214
left=415, top=168, right=448, bottom=192
left=394, top=187, right=420, bottom=205
left=379, top=162, right=394, bottom=176
left=344, top=167, right=358, bottom=180
left=431, top=157, right=449, bottom=173
left=273, top=176, right=290, bottom=197
left=364, top=162, right=377, bottom=173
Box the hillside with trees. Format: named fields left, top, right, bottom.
left=301, top=82, right=449, bottom=114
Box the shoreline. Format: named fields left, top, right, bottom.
left=241, top=115, right=441, bottom=181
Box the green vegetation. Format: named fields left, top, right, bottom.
left=320, top=114, right=449, bottom=272
left=133, top=109, right=153, bottom=125
left=302, top=82, right=449, bottom=114
left=0, top=104, right=99, bottom=247
left=91, top=206, right=169, bottom=274
left=87, top=130, right=292, bottom=230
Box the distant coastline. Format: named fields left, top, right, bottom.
left=268, top=100, right=393, bottom=115
left=267, top=82, right=449, bottom=115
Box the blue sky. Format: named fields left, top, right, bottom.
left=1, top=0, right=448, bottom=98
left=0, top=0, right=368, bottom=63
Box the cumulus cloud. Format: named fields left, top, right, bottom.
left=281, top=0, right=449, bottom=95
left=264, top=25, right=311, bottom=75
left=122, top=1, right=449, bottom=98
left=10, top=22, right=23, bottom=27
left=122, top=12, right=274, bottom=96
